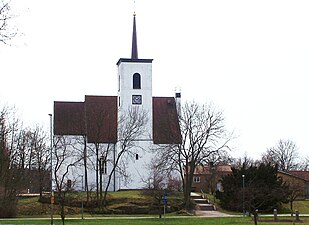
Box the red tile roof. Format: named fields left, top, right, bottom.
left=54, top=101, right=85, bottom=135
left=153, top=97, right=182, bottom=144
left=193, top=165, right=232, bottom=175
left=54, top=96, right=181, bottom=144
left=85, top=96, right=117, bottom=143
left=286, top=171, right=309, bottom=181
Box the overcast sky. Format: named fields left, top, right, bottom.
left=1, top=0, right=309, bottom=159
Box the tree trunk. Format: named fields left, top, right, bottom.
left=103, top=147, right=121, bottom=207
left=99, top=159, right=103, bottom=208
left=83, top=137, right=89, bottom=204
left=158, top=198, right=162, bottom=218
left=59, top=192, right=66, bottom=225
left=184, top=186, right=191, bottom=210
left=95, top=145, right=99, bottom=206
left=38, top=170, right=43, bottom=198
left=253, top=211, right=258, bottom=225
left=39, top=185, right=43, bottom=198
left=103, top=165, right=115, bottom=207
left=290, top=200, right=293, bottom=216
left=183, top=166, right=193, bottom=210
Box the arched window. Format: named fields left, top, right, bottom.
left=133, top=73, right=141, bottom=89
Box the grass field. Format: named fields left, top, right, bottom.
left=206, top=192, right=309, bottom=215
left=1, top=216, right=309, bottom=225
left=281, top=200, right=309, bottom=214
left=17, top=190, right=183, bottom=216
left=12, top=191, right=309, bottom=225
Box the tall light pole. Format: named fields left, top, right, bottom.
left=81, top=175, right=84, bottom=220
left=48, top=114, right=54, bottom=225
left=242, top=174, right=245, bottom=216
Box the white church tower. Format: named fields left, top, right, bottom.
left=117, top=14, right=153, bottom=138
left=116, top=14, right=154, bottom=188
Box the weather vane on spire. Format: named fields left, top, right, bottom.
left=131, top=5, right=138, bottom=59
left=133, top=0, right=136, bottom=16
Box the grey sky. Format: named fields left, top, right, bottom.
left=1, top=0, right=309, bottom=159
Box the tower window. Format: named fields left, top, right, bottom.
left=133, top=73, right=141, bottom=89
left=136, top=154, right=139, bottom=160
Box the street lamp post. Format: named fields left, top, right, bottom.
left=48, top=114, right=53, bottom=225
left=242, top=174, right=245, bottom=216
left=81, top=175, right=84, bottom=220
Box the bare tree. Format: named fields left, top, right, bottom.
left=102, top=106, right=148, bottom=207
left=0, top=105, right=50, bottom=217
left=142, top=158, right=167, bottom=218
left=230, top=155, right=260, bottom=170
left=10, top=125, right=49, bottom=196
left=0, top=0, right=17, bottom=44
left=157, top=101, right=231, bottom=210
left=53, top=136, right=83, bottom=225
left=73, top=135, right=91, bottom=204
left=88, top=142, right=114, bottom=208
left=298, top=156, right=309, bottom=170
left=30, top=125, right=49, bottom=197
left=0, top=105, right=22, bottom=217
left=262, top=139, right=299, bottom=171
left=286, top=182, right=303, bottom=216
left=0, top=106, right=13, bottom=217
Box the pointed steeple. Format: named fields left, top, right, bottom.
left=116, top=12, right=153, bottom=66
left=131, top=13, right=138, bottom=59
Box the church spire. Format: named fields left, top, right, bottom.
left=131, top=13, right=138, bottom=59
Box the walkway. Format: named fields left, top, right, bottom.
left=191, top=192, right=234, bottom=217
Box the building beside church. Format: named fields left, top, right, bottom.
left=53, top=14, right=181, bottom=191
left=188, top=164, right=232, bottom=193
left=278, top=170, right=309, bottom=199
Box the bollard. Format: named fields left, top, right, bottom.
left=295, top=210, right=300, bottom=221
left=274, top=208, right=277, bottom=221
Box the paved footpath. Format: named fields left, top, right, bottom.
left=195, top=210, right=237, bottom=217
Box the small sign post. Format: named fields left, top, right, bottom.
left=163, top=191, right=167, bottom=223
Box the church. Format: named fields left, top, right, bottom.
left=53, top=14, right=181, bottom=191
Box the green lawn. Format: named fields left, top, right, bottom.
left=17, top=190, right=183, bottom=216
left=281, top=200, right=309, bottom=214
left=13, top=191, right=309, bottom=225
left=0, top=216, right=308, bottom=225
left=203, top=192, right=309, bottom=215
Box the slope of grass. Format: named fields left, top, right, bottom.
left=16, top=190, right=183, bottom=216
left=17, top=196, right=51, bottom=215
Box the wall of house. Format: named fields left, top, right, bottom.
left=278, top=172, right=306, bottom=200
left=191, top=172, right=230, bottom=194
left=305, top=181, right=309, bottom=199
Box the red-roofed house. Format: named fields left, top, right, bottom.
left=189, top=164, right=232, bottom=193
left=53, top=14, right=181, bottom=191
left=278, top=170, right=309, bottom=199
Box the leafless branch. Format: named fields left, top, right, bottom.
left=0, top=0, right=17, bottom=44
